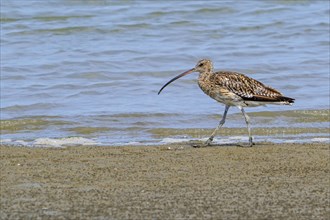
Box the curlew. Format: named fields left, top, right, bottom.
left=158, top=59, right=294, bottom=147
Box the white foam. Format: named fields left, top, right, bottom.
left=1, top=139, right=30, bottom=146
left=284, top=139, right=297, bottom=143
left=161, top=138, right=191, bottom=144
left=160, top=137, right=246, bottom=145
left=311, top=137, right=330, bottom=143
left=0, top=139, right=12, bottom=144
left=228, top=136, right=247, bottom=141
left=2, top=135, right=329, bottom=148
left=124, top=141, right=142, bottom=145
left=33, top=137, right=99, bottom=148
left=111, top=141, right=143, bottom=146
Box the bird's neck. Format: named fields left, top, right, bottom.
left=198, top=70, right=212, bottom=81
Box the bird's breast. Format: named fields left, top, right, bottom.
left=198, top=73, right=242, bottom=106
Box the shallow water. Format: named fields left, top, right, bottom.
left=1, top=1, right=329, bottom=147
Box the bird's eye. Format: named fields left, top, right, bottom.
left=199, top=63, right=204, bottom=67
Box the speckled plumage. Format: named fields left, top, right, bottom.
left=196, top=59, right=294, bottom=107
left=158, top=59, right=295, bottom=147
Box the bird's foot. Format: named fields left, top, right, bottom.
left=204, top=137, right=214, bottom=146
left=192, top=137, right=213, bottom=148
left=248, top=137, right=255, bottom=147
left=245, top=141, right=255, bottom=148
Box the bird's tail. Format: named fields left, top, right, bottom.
left=275, top=96, right=295, bottom=105
left=280, top=96, right=294, bottom=103
left=244, top=95, right=295, bottom=105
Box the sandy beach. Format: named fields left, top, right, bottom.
left=0, top=143, right=329, bottom=219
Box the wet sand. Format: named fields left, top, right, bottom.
left=0, top=143, right=329, bottom=219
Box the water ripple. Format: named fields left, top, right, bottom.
left=1, top=0, right=329, bottom=145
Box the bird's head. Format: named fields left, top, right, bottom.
left=194, top=59, right=213, bottom=73
left=158, top=59, right=213, bottom=94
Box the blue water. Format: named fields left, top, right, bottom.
left=1, top=1, right=329, bottom=146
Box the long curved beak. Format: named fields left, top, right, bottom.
left=158, top=68, right=195, bottom=95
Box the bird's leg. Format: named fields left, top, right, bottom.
left=238, top=106, right=254, bottom=147
left=204, top=105, right=230, bottom=146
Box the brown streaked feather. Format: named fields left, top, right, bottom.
left=211, top=71, right=293, bottom=103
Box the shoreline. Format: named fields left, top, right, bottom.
left=1, top=143, right=329, bottom=219
left=1, top=108, right=329, bottom=147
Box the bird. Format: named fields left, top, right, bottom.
left=158, top=59, right=294, bottom=147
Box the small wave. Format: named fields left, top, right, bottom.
left=161, top=137, right=191, bottom=144
left=10, top=26, right=95, bottom=36
left=1, top=17, right=20, bottom=23
left=250, top=109, right=329, bottom=120
left=238, top=21, right=284, bottom=32
left=146, top=10, right=187, bottom=18
left=33, top=137, right=99, bottom=148
left=118, top=23, right=150, bottom=29
left=311, top=137, right=330, bottom=143
left=110, top=113, right=180, bottom=118
left=32, top=15, right=94, bottom=22
left=67, top=126, right=111, bottom=135
left=67, top=72, right=111, bottom=80
left=249, top=7, right=288, bottom=15
left=0, top=116, right=71, bottom=134
left=67, top=90, right=104, bottom=98
left=168, top=21, right=194, bottom=27
left=1, top=103, right=60, bottom=112
left=1, top=137, right=99, bottom=148
left=195, top=7, right=236, bottom=14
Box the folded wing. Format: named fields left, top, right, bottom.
left=212, top=71, right=295, bottom=104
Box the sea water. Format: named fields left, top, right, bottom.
left=1, top=1, right=329, bottom=147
